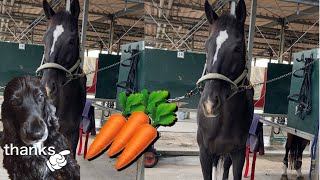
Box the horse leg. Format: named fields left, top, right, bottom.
left=199, top=147, right=214, bottom=180
left=222, top=155, right=232, bottom=180
left=212, top=156, right=220, bottom=180
left=281, top=134, right=293, bottom=180
left=295, top=139, right=308, bottom=180
left=230, top=148, right=245, bottom=180
left=71, top=126, right=80, bottom=158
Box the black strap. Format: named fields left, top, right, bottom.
left=288, top=53, right=313, bottom=120
left=116, top=47, right=140, bottom=95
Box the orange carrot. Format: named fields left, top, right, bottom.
left=85, top=114, right=126, bottom=159
left=107, top=111, right=149, bottom=157
left=115, top=124, right=157, bottom=170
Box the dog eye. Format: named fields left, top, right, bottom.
left=10, top=98, right=21, bottom=106
left=37, top=93, right=44, bottom=102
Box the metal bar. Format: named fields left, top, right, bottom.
left=278, top=20, right=285, bottom=63
left=117, top=39, right=121, bottom=55
left=108, top=17, right=115, bottom=54
left=31, top=29, right=33, bottom=44
left=288, top=47, right=293, bottom=64
left=91, top=102, right=121, bottom=113
left=278, top=0, right=319, bottom=6
left=247, top=0, right=257, bottom=79
left=263, top=6, right=318, bottom=28
left=230, top=0, right=236, bottom=15
left=66, top=0, right=70, bottom=12
left=191, top=34, right=194, bottom=52
left=259, top=118, right=314, bottom=141
left=80, top=0, right=89, bottom=68
left=115, top=3, right=144, bottom=18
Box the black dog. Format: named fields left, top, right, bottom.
left=1, top=76, right=79, bottom=180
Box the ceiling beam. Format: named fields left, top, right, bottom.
left=263, top=6, right=319, bottom=27
left=278, top=0, right=319, bottom=6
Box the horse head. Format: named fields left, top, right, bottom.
left=40, top=0, right=80, bottom=100
left=200, top=0, right=247, bottom=117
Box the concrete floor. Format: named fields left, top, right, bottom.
left=0, top=105, right=313, bottom=179
left=144, top=156, right=310, bottom=180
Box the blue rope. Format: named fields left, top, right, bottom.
left=309, top=120, right=318, bottom=179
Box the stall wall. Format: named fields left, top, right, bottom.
left=0, top=42, right=43, bottom=91
left=95, top=54, right=121, bottom=99
left=117, top=42, right=206, bottom=109
left=287, top=49, right=319, bottom=135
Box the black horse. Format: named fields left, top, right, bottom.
left=37, top=0, right=86, bottom=158
left=282, top=133, right=309, bottom=180
left=197, top=0, right=254, bottom=179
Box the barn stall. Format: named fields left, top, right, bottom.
left=0, top=0, right=318, bottom=180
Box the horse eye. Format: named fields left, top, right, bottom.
left=37, top=93, right=44, bottom=102
left=11, top=98, right=22, bottom=106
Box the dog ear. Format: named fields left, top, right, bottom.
left=1, top=103, right=17, bottom=147
left=44, top=99, right=59, bottom=130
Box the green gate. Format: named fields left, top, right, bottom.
left=117, top=42, right=206, bottom=109
left=287, top=49, right=319, bottom=135
left=264, top=63, right=293, bottom=114
left=0, top=42, right=43, bottom=92
left=95, top=54, right=121, bottom=99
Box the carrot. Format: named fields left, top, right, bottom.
left=115, top=124, right=157, bottom=170
left=107, top=111, right=149, bottom=157
left=85, top=114, right=126, bottom=159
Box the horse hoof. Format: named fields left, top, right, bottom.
left=296, top=176, right=304, bottom=180
left=281, top=174, right=288, bottom=180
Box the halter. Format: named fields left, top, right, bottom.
left=36, top=55, right=83, bottom=85
left=196, top=62, right=248, bottom=99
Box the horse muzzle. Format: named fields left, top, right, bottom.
left=202, top=97, right=221, bottom=118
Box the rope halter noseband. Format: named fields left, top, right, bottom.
left=196, top=66, right=248, bottom=99
left=36, top=59, right=81, bottom=76
left=36, top=56, right=83, bottom=86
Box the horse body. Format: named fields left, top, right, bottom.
left=197, top=1, right=254, bottom=179
left=197, top=93, right=252, bottom=154
left=39, top=0, right=86, bottom=157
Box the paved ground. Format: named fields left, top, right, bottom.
left=0, top=103, right=313, bottom=179
left=144, top=156, right=310, bottom=180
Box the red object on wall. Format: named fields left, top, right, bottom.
left=254, top=70, right=267, bottom=108
left=86, top=59, right=98, bottom=94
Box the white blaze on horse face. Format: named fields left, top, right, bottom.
left=50, top=25, right=64, bottom=56
left=212, top=30, right=229, bottom=65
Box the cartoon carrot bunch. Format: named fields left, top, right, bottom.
left=85, top=90, right=177, bottom=170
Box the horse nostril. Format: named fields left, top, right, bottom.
left=212, top=96, right=219, bottom=105
left=50, top=81, right=56, bottom=92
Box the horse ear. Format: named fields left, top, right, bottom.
left=70, top=0, right=80, bottom=20
left=236, top=0, right=246, bottom=25
left=205, top=0, right=218, bottom=25
left=43, top=0, right=55, bottom=20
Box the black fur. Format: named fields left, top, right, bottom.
left=1, top=76, right=80, bottom=180
left=198, top=1, right=253, bottom=180
left=41, top=0, right=86, bottom=158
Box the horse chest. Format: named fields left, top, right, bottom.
left=198, top=115, right=248, bottom=154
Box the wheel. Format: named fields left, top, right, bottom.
left=144, top=151, right=158, bottom=168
